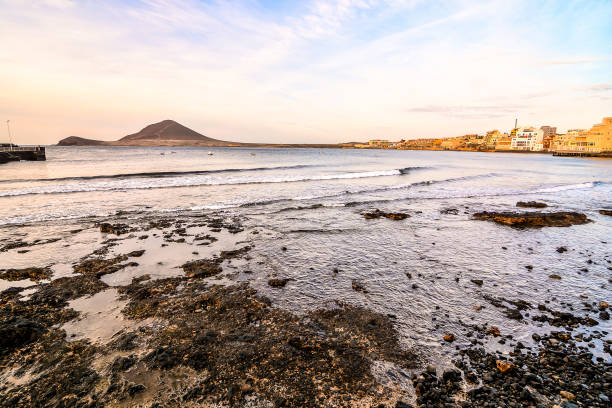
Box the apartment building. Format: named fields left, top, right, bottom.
left=511, top=127, right=544, bottom=151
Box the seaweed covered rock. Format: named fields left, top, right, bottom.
left=516, top=201, right=548, bottom=208
left=473, top=211, right=589, bottom=228
left=363, top=209, right=409, bottom=220
left=99, top=222, right=130, bottom=235
left=181, top=259, right=222, bottom=278
left=268, top=278, right=289, bottom=287
left=116, top=282, right=419, bottom=407
left=0, top=267, right=51, bottom=281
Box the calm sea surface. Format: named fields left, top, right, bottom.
left=1, top=146, right=611, bottom=364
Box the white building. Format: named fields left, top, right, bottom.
left=511, top=127, right=544, bottom=151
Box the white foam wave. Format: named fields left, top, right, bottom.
left=535, top=182, right=595, bottom=193
left=0, top=169, right=403, bottom=197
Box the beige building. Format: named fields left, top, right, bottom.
left=553, top=129, right=585, bottom=152
left=551, top=118, right=611, bottom=153
left=586, top=117, right=612, bottom=152
left=484, top=130, right=509, bottom=149
left=494, top=136, right=512, bottom=151
left=440, top=136, right=465, bottom=150
left=368, top=139, right=390, bottom=148
left=465, top=134, right=485, bottom=147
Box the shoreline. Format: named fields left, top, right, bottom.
left=49, top=144, right=612, bottom=159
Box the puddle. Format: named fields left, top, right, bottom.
left=0, top=279, right=36, bottom=292
left=0, top=226, right=102, bottom=271
left=61, top=289, right=135, bottom=344
left=101, top=226, right=249, bottom=286
left=51, top=263, right=78, bottom=279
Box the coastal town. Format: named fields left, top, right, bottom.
left=350, top=116, right=612, bottom=156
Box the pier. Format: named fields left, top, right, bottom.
left=0, top=146, right=46, bottom=163
left=553, top=151, right=612, bottom=158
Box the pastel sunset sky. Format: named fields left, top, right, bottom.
left=1, top=0, right=611, bottom=144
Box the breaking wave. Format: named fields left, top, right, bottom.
left=535, top=182, right=599, bottom=193
left=0, top=164, right=318, bottom=184
left=0, top=168, right=417, bottom=197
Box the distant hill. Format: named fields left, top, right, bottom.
left=118, top=120, right=228, bottom=145
left=57, top=119, right=345, bottom=148
left=58, top=120, right=235, bottom=147
left=57, top=136, right=107, bottom=146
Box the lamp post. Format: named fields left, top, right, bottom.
left=6, top=120, right=13, bottom=151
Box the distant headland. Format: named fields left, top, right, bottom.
left=57, top=120, right=339, bottom=148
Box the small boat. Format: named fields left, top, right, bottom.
left=250, top=153, right=256, bottom=156
left=208, top=151, right=214, bottom=156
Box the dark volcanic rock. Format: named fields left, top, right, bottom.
left=351, top=279, right=368, bottom=293
left=363, top=209, right=409, bottom=220
left=0, top=318, right=46, bottom=352
left=99, top=222, right=130, bottom=235
left=0, top=237, right=62, bottom=252
left=0, top=267, right=51, bottom=281
left=516, top=201, right=548, bottom=208
left=473, top=211, right=589, bottom=228
left=219, top=245, right=251, bottom=259
left=118, top=282, right=418, bottom=407
left=600, top=209, right=612, bottom=216
left=181, top=259, right=222, bottom=278
left=268, top=278, right=289, bottom=287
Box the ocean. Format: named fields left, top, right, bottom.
left=1, top=146, right=611, bottom=366
left=1, top=146, right=610, bottom=225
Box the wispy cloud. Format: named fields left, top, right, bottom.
left=540, top=57, right=612, bottom=66
left=582, top=83, right=612, bottom=92
left=405, top=104, right=527, bottom=119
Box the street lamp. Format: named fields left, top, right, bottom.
left=6, top=120, right=13, bottom=151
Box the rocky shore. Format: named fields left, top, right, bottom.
left=0, top=209, right=610, bottom=407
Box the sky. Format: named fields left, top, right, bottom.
left=1, top=0, right=611, bottom=145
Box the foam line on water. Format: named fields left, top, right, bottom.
left=0, top=168, right=417, bottom=197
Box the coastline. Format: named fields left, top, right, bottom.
left=50, top=144, right=612, bottom=159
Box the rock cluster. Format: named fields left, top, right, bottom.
left=516, top=201, right=548, bottom=208
left=473, top=211, right=589, bottom=228
left=363, top=209, right=410, bottom=220
left=0, top=267, right=51, bottom=281
left=99, top=222, right=130, bottom=235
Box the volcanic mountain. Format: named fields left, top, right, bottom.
left=58, top=120, right=236, bottom=146
left=57, top=119, right=346, bottom=148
